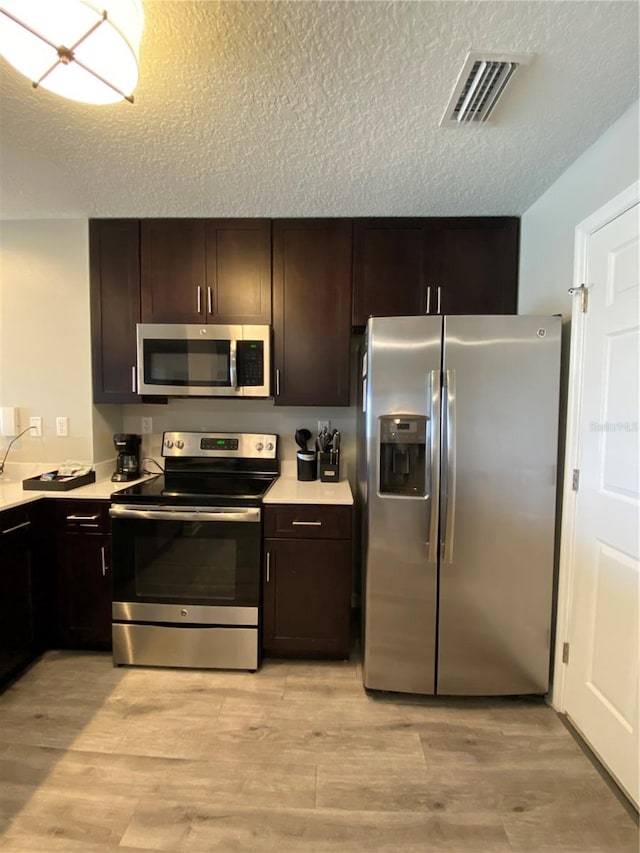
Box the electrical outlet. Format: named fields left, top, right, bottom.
left=317, top=420, right=330, bottom=434
left=29, top=416, right=42, bottom=437
left=56, top=416, right=68, bottom=437
left=141, top=417, right=153, bottom=435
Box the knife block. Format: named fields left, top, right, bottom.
left=319, top=451, right=340, bottom=483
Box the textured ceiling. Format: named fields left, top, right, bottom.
left=0, top=0, right=638, bottom=219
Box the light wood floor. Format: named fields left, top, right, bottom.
left=0, top=650, right=637, bottom=852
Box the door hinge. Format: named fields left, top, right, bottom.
left=568, top=283, right=588, bottom=313
left=572, top=469, right=580, bottom=491
left=562, top=642, right=570, bottom=664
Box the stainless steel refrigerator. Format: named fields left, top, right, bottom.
left=358, top=315, right=561, bottom=696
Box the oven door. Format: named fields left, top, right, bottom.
left=109, top=505, right=261, bottom=611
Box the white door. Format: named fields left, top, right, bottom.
left=563, top=195, right=639, bottom=807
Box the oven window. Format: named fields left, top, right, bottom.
left=136, top=526, right=237, bottom=600
left=144, top=339, right=231, bottom=387
left=112, top=517, right=260, bottom=607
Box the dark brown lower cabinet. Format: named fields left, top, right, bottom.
left=263, top=504, right=352, bottom=659
left=0, top=506, right=35, bottom=685
left=56, top=500, right=112, bottom=650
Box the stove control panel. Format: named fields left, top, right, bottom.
left=201, top=437, right=239, bottom=451
left=162, top=431, right=278, bottom=459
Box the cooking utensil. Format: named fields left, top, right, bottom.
left=321, top=428, right=331, bottom=452
left=295, top=428, right=312, bottom=451
left=331, top=430, right=340, bottom=463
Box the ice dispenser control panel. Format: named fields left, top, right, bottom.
left=379, top=416, right=427, bottom=497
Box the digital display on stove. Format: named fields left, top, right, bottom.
left=200, top=437, right=239, bottom=451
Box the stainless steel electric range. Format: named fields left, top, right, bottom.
left=109, top=431, right=279, bottom=671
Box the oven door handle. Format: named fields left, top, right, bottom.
left=109, top=505, right=261, bottom=523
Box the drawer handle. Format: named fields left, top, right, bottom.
left=66, top=514, right=100, bottom=521
left=1, top=521, right=30, bottom=535
left=291, top=521, right=322, bottom=527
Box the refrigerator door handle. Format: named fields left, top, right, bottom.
left=441, top=368, right=457, bottom=563
left=426, top=369, right=440, bottom=562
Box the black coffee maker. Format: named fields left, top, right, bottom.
left=111, top=433, right=142, bottom=482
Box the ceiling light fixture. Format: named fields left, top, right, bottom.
left=0, top=0, right=144, bottom=105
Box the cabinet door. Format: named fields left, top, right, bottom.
left=425, top=218, right=519, bottom=315
left=90, top=219, right=141, bottom=403
left=206, top=220, right=271, bottom=323
left=352, top=219, right=428, bottom=326
left=56, top=501, right=112, bottom=650
left=272, top=219, right=352, bottom=406
left=141, top=219, right=207, bottom=323
left=353, top=217, right=520, bottom=323
left=263, top=538, right=351, bottom=658
left=0, top=509, right=34, bottom=683
left=57, top=535, right=112, bottom=649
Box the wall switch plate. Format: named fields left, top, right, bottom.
left=317, top=420, right=330, bottom=434
left=56, top=416, right=69, bottom=437
left=29, top=416, right=42, bottom=437
left=141, top=417, right=153, bottom=435
left=0, top=406, right=20, bottom=436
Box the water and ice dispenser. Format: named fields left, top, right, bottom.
left=378, top=416, right=427, bottom=497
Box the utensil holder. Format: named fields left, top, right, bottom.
left=319, top=451, right=340, bottom=483
left=297, top=450, right=317, bottom=481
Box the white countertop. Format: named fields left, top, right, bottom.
left=0, top=474, right=154, bottom=513
left=264, top=475, right=353, bottom=506
left=0, top=469, right=353, bottom=512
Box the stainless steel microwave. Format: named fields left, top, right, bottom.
left=136, top=324, right=271, bottom=397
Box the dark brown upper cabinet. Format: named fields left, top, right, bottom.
left=140, top=219, right=271, bottom=325
left=352, top=217, right=519, bottom=326
left=90, top=219, right=141, bottom=403
left=272, top=219, right=353, bottom=407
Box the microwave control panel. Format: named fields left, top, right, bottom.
left=236, top=340, right=264, bottom=386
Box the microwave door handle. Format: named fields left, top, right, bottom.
left=229, top=339, right=238, bottom=387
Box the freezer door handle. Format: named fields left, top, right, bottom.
left=441, top=368, right=457, bottom=563
left=426, top=369, right=440, bottom=562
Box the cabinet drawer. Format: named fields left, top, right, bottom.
left=264, top=504, right=352, bottom=539
left=0, top=506, right=30, bottom=537
left=56, top=500, right=110, bottom=534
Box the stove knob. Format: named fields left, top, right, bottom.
left=255, top=441, right=264, bottom=452
left=175, top=440, right=184, bottom=450
left=266, top=441, right=274, bottom=452
left=165, top=439, right=174, bottom=449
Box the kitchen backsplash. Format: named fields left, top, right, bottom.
left=122, top=397, right=357, bottom=485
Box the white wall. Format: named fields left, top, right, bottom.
left=0, top=219, right=95, bottom=467
left=519, top=100, right=639, bottom=317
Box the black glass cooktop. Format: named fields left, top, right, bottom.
left=111, top=473, right=278, bottom=507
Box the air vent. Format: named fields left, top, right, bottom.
left=441, top=51, right=533, bottom=126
